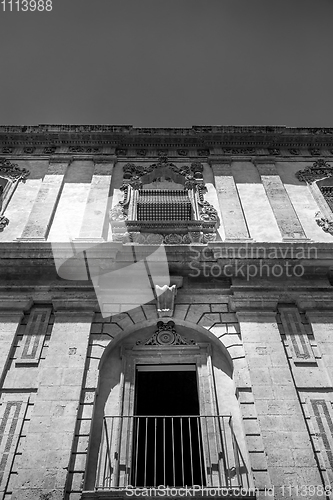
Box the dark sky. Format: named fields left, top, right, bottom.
left=1, top=0, right=333, bottom=127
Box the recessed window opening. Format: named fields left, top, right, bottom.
left=131, top=365, right=206, bottom=487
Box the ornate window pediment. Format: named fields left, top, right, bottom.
left=0, top=158, right=30, bottom=232
left=296, top=159, right=333, bottom=235
left=109, top=154, right=219, bottom=244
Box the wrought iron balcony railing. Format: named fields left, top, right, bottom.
left=96, top=415, right=250, bottom=490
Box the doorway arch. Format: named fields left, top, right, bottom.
left=84, top=319, right=250, bottom=491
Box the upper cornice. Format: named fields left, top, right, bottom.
left=1, top=125, right=333, bottom=150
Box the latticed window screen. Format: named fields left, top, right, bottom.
left=137, top=189, right=192, bottom=221
left=320, top=186, right=333, bottom=211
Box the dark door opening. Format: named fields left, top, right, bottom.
left=131, top=366, right=206, bottom=487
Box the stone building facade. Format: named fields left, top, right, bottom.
left=0, top=125, right=333, bottom=499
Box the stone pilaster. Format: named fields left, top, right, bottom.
left=18, top=157, right=71, bottom=241
left=211, top=161, right=250, bottom=240
left=255, top=161, right=308, bottom=241
left=76, top=156, right=115, bottom=242
left=237, top=310, right=322, bottom=493
left=11, top=305, right=95, bottom=500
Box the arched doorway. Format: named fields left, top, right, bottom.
left=84, top=319, right=250, bottom=492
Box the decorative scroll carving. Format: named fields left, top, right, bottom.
left=68, top=146, right=100, bottom=153
left=222, top=148, right=256, bottom=155
left=23, top=147, right=35, bottom=154
left=109, top=154, right=218, bottom=244
left=198, top=200, right=218, bottom=222
left=0, top=216, right=9, bottom=232
left=197, top=149, right=210, bottom=156
left=116, top=148, right=128, bottom=156
left=309, top=148, right=321, bottom=156
left=137, top=321, right=196, bottom=346
left=289, top=149, right=300, bottom=155
left=121, top=154, right=205, bottom=192
left=0, top=159, right=30, bottom=182
left=268, top=148, right=280, bottom=155
left=177, top=149, right=188, bottom=156
left=310, top=128, right=333, bottom=135
left=121, top=231, right=216, bottom=245
left=315, top=212, right=333, bottom=235
left=43, top=146, right=57, bottom=154
left=2, top=148, right=13, bottom=154
left=295, top=159, right=333, bottom=184
left=109, top=202, right=128, bottom=222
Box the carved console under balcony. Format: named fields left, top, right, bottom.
left=109, top=154, right=219, bottom=244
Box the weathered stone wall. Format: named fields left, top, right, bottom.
left=1, top=127, right=333, bottom=498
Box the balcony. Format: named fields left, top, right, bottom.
left=83, top=415, right=255, bottom=499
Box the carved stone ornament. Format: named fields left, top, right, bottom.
left=109, top=153, right=219, bottom=244
left=0, top=215, right=9, bottom=232
left=295, top=159, right=333, bottom=184
left=309, top=148, right=321, bottom=156
left=268, top=148, right=280, bottom=155
left=2, top=147, right=13, bottom=154
left=155, top=284, right=177, bottom=317
left=0, top=159, right=30, bottom=182
left=43, top=146, right=57, bottom=154
left=68, top=146, right=100, bottom=153
left=315, top=212, right=333, bottom=235
left=137, top=321, right=196, bottom=346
